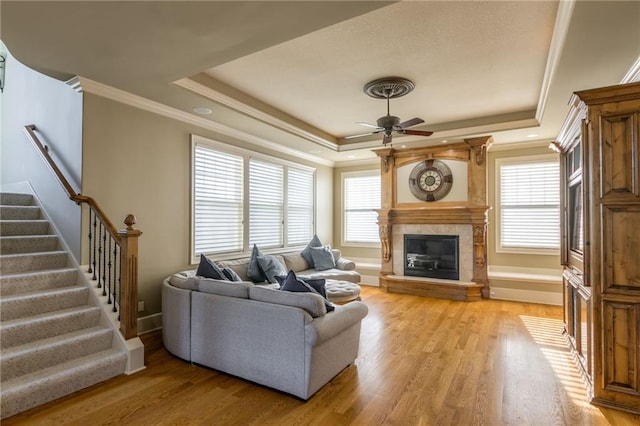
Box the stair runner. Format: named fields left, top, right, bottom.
left=0, top=192, right=126, bottom=419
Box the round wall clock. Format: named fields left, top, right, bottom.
left=408, top=159, right=454, bottom=201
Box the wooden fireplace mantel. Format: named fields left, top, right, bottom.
left=375, top=136, right=493, bottom=300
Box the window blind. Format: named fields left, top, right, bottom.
left=344, top=173, right=381, bottom=244
left=499, top=160, right=560, bottom=250
left=249, top=159, right=284, bottom=248
left=287, top=167, right=314, bottom=246
left=193, top=145, right=243, bottom=254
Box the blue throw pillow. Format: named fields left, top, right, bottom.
left=309, top=245, right=336, bottom=271
left=247, top=244, right=267, bottom=282
left=222, top=267, right=242, bottom=282
left=279, top=270, right=334, bottom=312
left=301, top=234, right=323, bottom=268
left=257, top=255, right=287, bottom=284
left=196, top=254, right=227, bottom=280
left=275, top=274, right=328, bottom=299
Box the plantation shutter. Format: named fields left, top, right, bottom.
left=500, top=160, right=560, bottom=249
left=193, top=145, right=243, bottom=254
left=249, top=159, right=284, bottom=248
left=287, top=167, right=314, bottom=246
left=344, top=173, right=381, bottom=244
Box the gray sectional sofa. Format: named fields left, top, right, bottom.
left=162, top=250, right=368, bottom=400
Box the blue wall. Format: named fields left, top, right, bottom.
left=1, top=48, right=83, bottom=260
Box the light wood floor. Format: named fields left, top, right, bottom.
left=5, top=287, right=640, bottom=425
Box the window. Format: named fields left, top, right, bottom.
left=343, top=171, right=381, bottom=245
left=249, top=159, right=284, bottom=248
left=193, top=146, right=244, bottom=255
left=497, top=155, right=560, bottom=252
left=192, top=137, right=315, bottom=261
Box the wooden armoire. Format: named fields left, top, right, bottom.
left=557, top=81, right=640, bottom=414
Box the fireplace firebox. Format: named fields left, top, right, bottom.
left=404, top=234, right=459, bottom=280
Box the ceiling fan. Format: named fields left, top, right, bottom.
left=345, top=77, right=434, bottom=145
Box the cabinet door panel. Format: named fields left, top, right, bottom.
left=599, top=112, right=639, bottom=199
left=602, top=300, right=639, bottom=395
left=602, top=207, right=640, bottom=293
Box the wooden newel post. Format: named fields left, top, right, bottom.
left=118, top=214, right=142, bottom=340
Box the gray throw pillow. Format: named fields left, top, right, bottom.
left=247, top=244, right=267, bottom=282
left=301, top=234, right=323, bottom=268
left=257, top=255, right=287, bottom=284
left=196, top=254, right=227, bottom=280
left=310, top=245, right=336, bottom=271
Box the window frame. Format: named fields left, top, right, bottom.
left=495, top=154, right=560, bottom=255
left=341, top=170, right=382, bottom=248
left=190, top=135, right=316, bottom=263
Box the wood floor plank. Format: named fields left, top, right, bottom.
left=4, top=286, right=640, bottom=425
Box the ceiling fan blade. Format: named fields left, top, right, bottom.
left=356, top=121, right=382, bottom=129
left=382, top=133, right=393, bottom=145
left=398, top=117, right=425, bottom=129
left=402, top=129, right=434, bottom=137
left=345, top=132, right=376, bottom=139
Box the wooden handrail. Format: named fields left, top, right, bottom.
left=24, top=124, right=141, bottom=339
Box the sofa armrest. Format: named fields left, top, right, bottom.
left=305, top=301, right=368, bottom=346
left=335, top=257, right=356, bottom=271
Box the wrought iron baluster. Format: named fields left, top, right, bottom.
left=101, top=228, right=107, bottom=295
left=87, top=208, right=93, bottom=274
left=106, top=235, right=112, bottom=299
left=91, top=211, right=97, bottom=281
left=97, top=222, right=103, bottom=288
left=114, top=259, right=120, bottom=315
left=111, top=243, right=118, bottom=305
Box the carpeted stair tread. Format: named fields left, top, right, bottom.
left=0, top=267, right=78, bottom=296
left=1, top=326, right=114, bottom=382
left=1, top=285, right=89, bottom=321
left=0, top=193, right=34, bottom=206
left=0, top=219, right=50, bottom=236
left=0, top=235, right=59, bottom=255
left=0, top=205, right=41, bottom=220
left=0, top=251, right=68, bottom=275
left=1, top=305, right=102, bottom=349
left=0, top=348, right=127, bottom=419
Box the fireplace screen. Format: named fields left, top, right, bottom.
left=404, top=234, right=459, bottom=280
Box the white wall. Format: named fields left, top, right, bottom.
left=0, top=49, right=83, bottom=259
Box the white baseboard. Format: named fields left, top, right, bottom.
left=490, top=287, right=562, bottom=306
left=360, top=274, right=380, bottom=287
left=138, top=313, right=162, bottom=334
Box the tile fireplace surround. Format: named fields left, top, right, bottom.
left=375, top=137, right=493, bottom=301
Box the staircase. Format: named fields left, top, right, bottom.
left=0, top=192, right=127, bottom=419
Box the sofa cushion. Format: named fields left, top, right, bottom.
left=310, top=245, right=336, bottom=271
left=249, top=286, right=326, bottom=318
left=196, top=254, right=227, bottom=280
left=169, top=269, right=198, bottom=289
left=222, top=267, right=243, bottom=282
left=216, top=258, right=251, bottom=281
left=335, top=258, right=356, bottom=271
left=282, top=252, right=309, bottom=272
left=301, top=235, right=323, bottom=268
left=198, top=278, right=253, bottom=299
left=257, top=255, right=287, bottom=284
left=247, top=244, right=267, bottom=282
left=278, top=270, right=334, bottom=312
left=298, top=268, right=361, bottom=283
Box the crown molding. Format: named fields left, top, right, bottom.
left=535, top=0, right=576, bottom=123
left=488, top=139, right=550, bottom=152
left=621, top=55, right=640, bottom=84
left=65, top=76, right=334, bottom=167
left=174, top=76, right=339, bottom=151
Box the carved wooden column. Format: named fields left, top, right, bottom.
left=119, top=214, right=142, bottom=340
left=376, top=148, right=396, bottom=284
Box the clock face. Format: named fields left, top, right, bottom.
left=408, top=159, right=453, bottom=201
